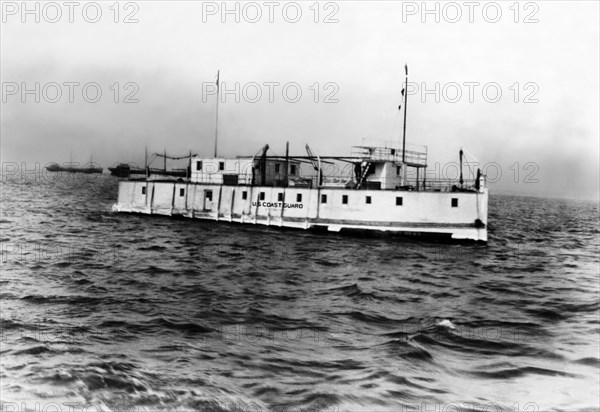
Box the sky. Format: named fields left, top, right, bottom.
left=1, top=0, right=599, bottom=200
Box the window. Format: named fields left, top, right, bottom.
left=179, top=188, right=185, bottom=197
left=396, top=166, right=402, bottom=176
left=219, top=162, right=225, bottom=171
left=196, top=161, right=202, bottom=171
left=206, top=190, right=213, bottom=201
left=277, top=193, right=284, bottom=201
left=290, top=165, right=297, bottom=175
left=390, top=149, right=396, bottom=156
left=275, top=164, right=280, bottom=173
left=451, top=198, right=458, bottom=207
left=142, top=186, right=146, bottom=195
left=366, top=196, right=372, bottom=204
left=242, top=191, right=248, bottom=200
left=342, top=195, right=348, bottom=204
left=396, top=197, right=403, bottom=206
left=321, top=194, right=327, bottom=203
left=260, top=192, right=265, bottom=201
left=296, top=193, right=302, bottom=202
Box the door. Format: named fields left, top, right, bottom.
left=204, top=190, right=213, bottom=211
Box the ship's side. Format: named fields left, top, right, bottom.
left=112, top=144, right=489, bottom=242
left=113, top=181, right=488, bottom=241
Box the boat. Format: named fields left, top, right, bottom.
left=46, top=163, right=103, bottom=174
left=112, top=67, right=488, bottom=242
left=112, top=143, right=488, bottom=241
left=108, top=163, right=145, bottom=178
left=108, top=151, right=193, bottom=179
left=46, top=153, right=103, bottom=174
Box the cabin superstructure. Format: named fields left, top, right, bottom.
left=351, top=143, right=427, bottom=190
left=189, top=142, right=430, bottom=190
left=113, top=142, right=488, bottom=241
left=190, top=157, right=303, bottom=187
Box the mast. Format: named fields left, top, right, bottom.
left=187, top=149, right=191, bottom=179
left=214, top=69, right=220, bottom=158
left=459, top=148, right=464, bottom=188
left=284, top=141, right=289, bottom=187
left=402, top=64, right=408, bottom=163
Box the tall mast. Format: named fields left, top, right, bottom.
left=459, top=148, right=464, bottom=188
left=402, top=64, right=408, bottom=163
left=187, top=149, right=191, bottom=179
left=214, top=70, right=220, bottom=158
left=284, top=141, right=289, bottom=187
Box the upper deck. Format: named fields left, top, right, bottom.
left=131, top=143, right=485, bottom=193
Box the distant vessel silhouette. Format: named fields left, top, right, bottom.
left=108, top=162, right=189, bottom=179
left=108, top=163, right=145, bottom=178
left=46, top=153, right=102, bottom=174
left=46, top=163, right=103, bottom=174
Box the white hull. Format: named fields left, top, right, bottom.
left=113, top=181, right=488, bottom=242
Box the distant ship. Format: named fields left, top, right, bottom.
left=109, top=156, right=190, bottom=179
left=108, top=163, right=145, bottom=178
left=46, top=161, right=102, bottom=174
left=112, top=67, right=489, bottom=242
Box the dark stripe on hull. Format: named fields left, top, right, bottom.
left=181, top=211, right=480, bottom=229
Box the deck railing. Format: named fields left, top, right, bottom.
left=420, top=178, right=483, bottom=192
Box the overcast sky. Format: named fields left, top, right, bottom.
left=1, top=1, right=598, bottom=200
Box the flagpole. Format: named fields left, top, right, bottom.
left=402, top=64, right=408, bottom=164
left=214, top=70, right=220, bottom=158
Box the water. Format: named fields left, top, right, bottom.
left=1, top=175, right=598, bottom=411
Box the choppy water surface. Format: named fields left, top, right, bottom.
left=1, top=175, right=598, bottom=411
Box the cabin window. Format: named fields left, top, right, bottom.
left=366, top=196, right=372, bottom=204
left=277, top=193, right=284, bottom=201
left=296, top=193, right=302, bottom=202
left=342, top=195, right=348, bottom=204
left=275, top=164, right=280, bottom=173
left=451, top=198, right=458, bottom=207
left=179, top=188, right=185, bottom=197
left=242, top=191, right=248, bottom=200
left=141, top=186, right=146, bottom=195
left=196, top=161, right=202, bottom=171
left=219, top=162, right=225, bottom=171
left=260, top=192, right=265, bottom=201
left=290, top=165, right=297, bottom=175
left=206, top=190, right=213, bottom=201
left=396, top=196, right=403, bottom=206
left=390, top=149, right=396, bottom=155
left=321, top=194, right=327, bottom=204
left=396, top=166, right=402, bottom=176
